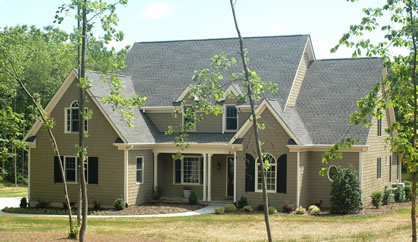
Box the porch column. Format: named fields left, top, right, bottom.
left=203, top=153, right=207, bottom=201
left=154, top=153, right=158, bottom=188
left=208, top=153, right=212, bottom=202
left=233, top=150, right=237, bottom=203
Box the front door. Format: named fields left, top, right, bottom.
left=227, top=156, right=234, bottom=197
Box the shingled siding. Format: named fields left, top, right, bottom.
left=127, top=149, right=153, bottom=205
left=236, top=109, right=297, bottom=208
left=287, top=52, right=309, bottom=107
left=362, top=108, right=398, bottom=206
left=30, top=79, right=124, bottom=207
left=146, top=113, right=181, bottom=132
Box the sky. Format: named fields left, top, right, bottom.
left=0, top=0, right=395, bottom=59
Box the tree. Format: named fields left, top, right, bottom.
left=321, top=0, right=417, bottom=240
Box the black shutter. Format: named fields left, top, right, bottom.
left=200, top=158, right=204, bottom=185
left=277, top=154, right=287, bottom=193
left=175, top=159, right=181, bottom=184
left=88, top=157, right=99, bottom=184
left=54, top=156, right=63, bottom=183
left=245, top=153, right=255, bottom=192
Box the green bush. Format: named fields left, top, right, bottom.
left=309, top=206, right=320, bottom=215
left=268, top=206, right=277, bottom=215
left=394, top=185, right=405, bottom=202
left=215, top=208, right=224, bottom=214
left=152, top=185, right=163, bottom=201
left=242, top=205, right=253, bottom=212
left=308, top=205, right=319, bottom=213
left=382, top=189, right=392, bottom=205
left=282, top=200, right=296, bottom=213
left=405, top=186, right=412, bottom=201
left=20, top=197, right=27, bottom=209
left=93, top=201, right=101, bottom=211
left=68, top=221, right=80, bottom=239
left=224, top=204, right=237, bottom=212
left=330, top=167, right=362, bottom=214
left=295, top=206, right=306, bottom=214
left=237, top=196, right=248, bottom=208
left=113, top=198, right=125, bottom=210
left=371, top=191, right=383, bottom=208
left=189, top=191, right=198, bottom=204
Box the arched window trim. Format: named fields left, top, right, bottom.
left=255, top=153, right=277, bottom=193
left=327, top=165, right=338, bottom=182
left=65, top=100, right=88, bottom=134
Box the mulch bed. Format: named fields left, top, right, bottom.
left=98, top=202, right=205, bottom=215
left=359, top=201, right=411, bottom=216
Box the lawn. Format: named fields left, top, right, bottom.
left=0, top=181, right=27, bottom=198
left=0, top=211, right=413, bottom=241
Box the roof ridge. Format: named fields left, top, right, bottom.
left=315, top=57, right=381, bottom=61
left=88, top=71, right=131, bottom=78
left=134, top=34, right=310, bottom=45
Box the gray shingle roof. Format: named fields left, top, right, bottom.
left=295, top=58, right=384, bottom=145
left=120, top=35, right=309, bottom=106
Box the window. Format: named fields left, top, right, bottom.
left=136, top=156, right=144, bottom=184
left=327, top=165, right=338, bottom=182
left=225, top=105, right=238, bottom=131
left=377, top=157, right=382, bottom=179
left=54, top=156, right=98, bottom=184
left=65, top=156, right=77, bottom=183
left=174, top=157, right=202, bottom=185
left=65, top=101, right=88, bottom=133
left=256, top=153, right=276, bottom=192
left=377, top=117, right=382, bottom=137
left=183, top=106, right=196, bottom=131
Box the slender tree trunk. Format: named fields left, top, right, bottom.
left=79, top=1, right=89, bottom=241
left=229, top=1, right=272, bottom=241
left=76, top=6, right=82, bottom=226
left=14, top=148, right=17, bottom=186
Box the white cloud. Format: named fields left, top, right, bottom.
left=266, top=24, right=282, bottom=35
left=139, top=2, right=174, bottom=20
left=105, top=38, right=134, bottom=51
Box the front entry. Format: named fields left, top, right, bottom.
left=227, top=156, right=234, bottom=197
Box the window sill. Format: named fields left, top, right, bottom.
left=173, top=183, right=202, bottom=186
left=136, top=182, right=143, bottom=185
left=224, top=130, right=237, bottom=133
left=255, top=189, right=276, bottom=193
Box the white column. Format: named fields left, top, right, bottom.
left=154, top=153, right=158, bottom=188
left=124, top=148, right=129, bottom=204
left=296, top=151, right=300, bottom=207
left=359, top=152, right=363, bottom=202
left=233, top=150, right=237, bottom=203
left=203, top=154, right=207, bottom=201
left=208, top=153, right=212, bottom=202
left=28, top=148, right=31, bottom=203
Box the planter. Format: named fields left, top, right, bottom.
left=183, top=189, right=192, bottom=199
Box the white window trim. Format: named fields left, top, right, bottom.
left=224, top=104, right=238, bottom=133
left=64, top=156, right=78, bottom=184
left=255, top=153, right=277, bottom=193
left=377, top=157, right=382, bottom=180
left=64, top=101, right=88, bottom=134
left=136, top=156, right=144, bottom=184
left=182, top=106, right=196, bottom=132
left=327, top=165, right=338, bottom=182
left=172, top=155, right=202, bottom=186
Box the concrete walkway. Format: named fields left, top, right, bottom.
left=0, top=197, right=223, bottom=218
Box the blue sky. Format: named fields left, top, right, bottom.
left=0, top=0, right=390, bottom=59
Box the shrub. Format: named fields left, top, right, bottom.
left=152, top=185, right=163, bottom=201
left=68, top=221, right=80, bottom=239
left=20, top=197, right=27, bottom=209
left=268, top=206, right=277, bottom=215
left=93, top=201, right=101, bottom=211
left=257, top=204, right=264, bottom=211
left=237, top=196, right=248, bottom=208
left=189, top=191, right=198, bottom=204
left=394, top=185, right=405, bottom=202
left=114, top=198, right=125, bottom=210
left=371, top=191, right=383, bottom=208
left=242, top=205, right=253, bottom=212
left=309, top=206, right=320, bottom=215
left=405, top=186, right=412, bottom=201
left=382, top=189, right=392, bottom=205
left=282, top=200, right=296, bottom=213
left=36, top=201, right=50, bottom=209
left=224, top=204, right=237, bottom=212
left=295, top=206, right=306, bottom=214
left=330, top=167, right=362, bottom=214
left=215, top=208, right=224, bottom=214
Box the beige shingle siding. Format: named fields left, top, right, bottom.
left=146, top=113, right=181, bottom=132
left=286, top=52, right=309, bottom=107
left=127, top=149, right=153, bottom=205
left=362, top=107, right=398, bottom=206
left=30, top=79, right=124, bottom=207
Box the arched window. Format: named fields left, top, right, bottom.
left=327, top=165, right=338, bottom=182
left=65, top=101, right=88, bottom=133
left=256, top=153, right=276, bottom=192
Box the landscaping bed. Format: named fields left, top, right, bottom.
left=2, top=202, right=205, bottom=216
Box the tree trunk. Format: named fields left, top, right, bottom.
left=76, top=5, right=82, bottom=226
left=14, top=148, right=17, bottom=187
left=229, top=1, right=272, bottom=241
left=79, top=1, right=89, bottom=241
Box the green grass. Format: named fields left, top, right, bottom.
left=0, top=181, right=27, bottom=198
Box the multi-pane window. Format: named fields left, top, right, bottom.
left=183, top=106, right=195, bottom=131
left=65, top=156, right=77, bottom=183
left=136, top=157, right=144, bottom=184
left=174, top=157, right=202, bottom=185
left=256, top=154, right=276, bottom=192
left=377, top=157, right=382, bottom=179
left=377, top=117, right=382, bottom=136
left=66, top=101, right=88, bottom=133
left=225, top=105, right=238, bottom=131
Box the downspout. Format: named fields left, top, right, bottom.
left=296, top=151, right=300, bottom=207
left=124, top=145, right=133, bottom=206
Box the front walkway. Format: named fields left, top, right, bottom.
left=0, top=197, right=222, bottom=218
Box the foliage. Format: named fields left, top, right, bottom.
left=35, top=201, right=50, bottom=209
left=68, top=221, right=80, bottom=239
left=92, top=201, right=101, bottom=211
left=268, top=206, right=277, bottom=215
left=295, top=206, right=306, bottom=215
left=404, top=185, right=412, bottom=201
left=113, top=198, right=125, bottom=210
left=215, top=208, right=225, bottom=214
left=330, top=167, right=362, bottom=214
left=242, top=205, right=253, bottom=212
left=152, top=185, right=163, bottom=201
left=308, top=205, right=319, bottom=213
left=371, top=191, right=383, bottom=208
left=188, top=191, right=198, bottom=204
left=257, top=204, right=264, bottom=211
left=19, top=197, right=27, bottom=209
left=282, top=201, right=296, bottom=213
left=237, top=196, right=249, bottom=208
left=382, top=188, right=393, bottom=205
left=308, top=206, right=320, bottom=215
left=394, top=185, right=406, bottom=202
left=224, top=204, right=237, bottom=213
